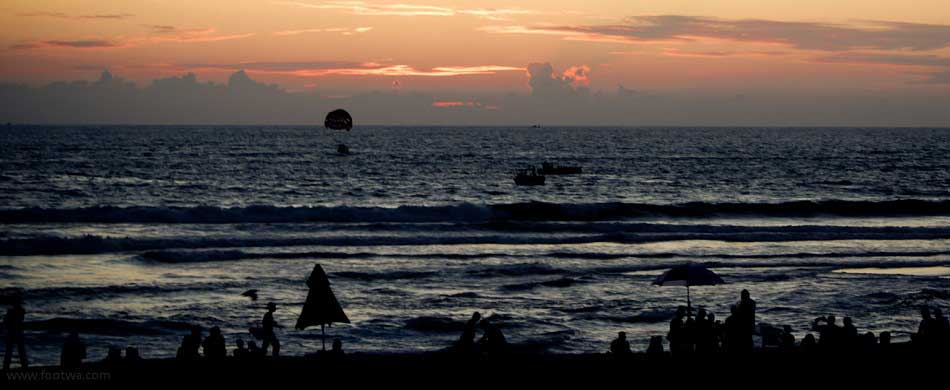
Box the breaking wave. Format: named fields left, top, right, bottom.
left=3, top=199, right=950, bottom=224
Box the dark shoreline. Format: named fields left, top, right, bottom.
left=3, top=345, right=944, bottom=385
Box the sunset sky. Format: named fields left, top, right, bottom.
left=3, top=0, right=950, bottom=125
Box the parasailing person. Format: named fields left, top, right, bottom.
left=324, top=108, right=353, bottom=155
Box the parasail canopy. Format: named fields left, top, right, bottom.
left=324, top=109, right=353, bottom=131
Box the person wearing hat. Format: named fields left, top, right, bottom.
left=3, top=296, right=28, bottom=370
left=261, top=302, right=280, bottom=357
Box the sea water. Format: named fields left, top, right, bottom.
left=1, top=126, right=949, bottom=365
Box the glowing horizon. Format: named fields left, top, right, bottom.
left=2, top=0, right=950, bottom=125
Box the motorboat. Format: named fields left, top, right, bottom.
left=514, top=167, right=545, bottom=185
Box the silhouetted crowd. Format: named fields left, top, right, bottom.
left=453, top=312, right=508, bottom=356
left=3, top=290, right=950, bottom=370
left=607, top=289, right=950, bottom=359
left=2, top=299, right=344, bottom=369
left=655, top=289, right=757, bottom=357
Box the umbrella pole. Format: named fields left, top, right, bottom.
left=322, top=324, right=326, bottom=351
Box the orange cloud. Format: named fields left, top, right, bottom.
left=174, top=62, right=523, bottom=78
left=562, top=65, right=590, bottom=87
left=273, top=27, right=373, bottom=36
left=279, top=1, right=534, bottom=19
left=9, top=28, right=255, bottom=50
left=18, top=12, right=134, bottom=20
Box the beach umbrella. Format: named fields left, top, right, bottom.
left=653, top=263, right=725, bottom=316
left=296, top=264, right=350, bottom=350
left=324, top=109, right=353, bottom=131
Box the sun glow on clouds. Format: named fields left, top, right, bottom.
left=278, top=1, right=534, bottom=19
left=175, top=63, right=524, bottom=78
left=432, top=101, right=498, bottom=110
left=273, top=27, right=373, bottom=36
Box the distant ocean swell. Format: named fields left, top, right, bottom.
left=137, top=249, right=950, bottom=264
left=5, top=259, right=949, bottom=303
left=4, top=226, right=950, bottom=255
left=3, top=199, right=950, bottom=224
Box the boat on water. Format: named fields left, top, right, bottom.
left=514, top=167, right=545, bottom=186
left=538, top=162, right=582, bottom=175
left=337, top=144, right=351, bottom=155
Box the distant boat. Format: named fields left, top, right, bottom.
left=531, top=124, right=542, bottom=128
left=514, top=167, right=545, bottom=186
left=538, top=162, right=582, bottom=175
left=336, top=144, right=350, bottom=155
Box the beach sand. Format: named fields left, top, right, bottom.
left=2, top=345, right=941, bottom=386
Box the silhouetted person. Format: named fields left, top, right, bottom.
left=842, top=317, right=858, bottom=348
left=233, top=338, right=248, bottom=359
left=812, top=315, right=839, bottom=350
left=934, top=308, right=949, bottom=347
left=457, top=311, right=481, bottom=354
left=778, top=325, right=796, bottom=351
left=706, top=313, right=723, bottom=353
left=683, top=316, right=696, bottom=355
left=609, top=331, right=632, bottom=357
left=668, top=306, right=686, bottom=357
left=800, top=334, right=818, bottom=354
left=914, top=307, right=933, bottom=346
left=647, top=336, right=665, bottom=359
left=261, top=302, right=280, bottom=357
left=477, top=319, right=507, bottom=355
left=203, top=326, right=226, bottom=360
left=725, top=305, right=752, bottom=354
left=860, top=332, right=877, bottom=354
left=177, top=325, right=202, bottom=360
left=879, top=331, right=892, bottom=354
left=693, top=309, right=710, bottom=354
left=738, top=289, right=756, bottom=334
left=104, top=346, right=123, bottom=365
left=3, top=298, right=27, bottom=370
left=330, top=338, right=344, bottom=359
left=247, top=341, right=264, bottom=359
left=60, top=331, right=86, bottom=368
left=125, top=347, right=141, bottom=362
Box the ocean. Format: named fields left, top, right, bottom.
left=2, top=125, right=950, bottom=365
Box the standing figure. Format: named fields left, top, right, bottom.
left=177, top=326, right=203, bottom=360
left=261, top=302, right=280, bottom=357
left=61, top=331, right=86, bottom=368
left=456, top=311, right=481, bottom=354
left=3, top=298, right=28, bottom=370
left=202, top=326, right=227, bottom=360
left=477, top=318, right=507, bottom=355
left=667, top=306, right=686, bottom=357
left=737, top=290, right=757, bottom=334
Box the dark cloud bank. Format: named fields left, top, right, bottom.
left=2, top=65, right=949, bottom=126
